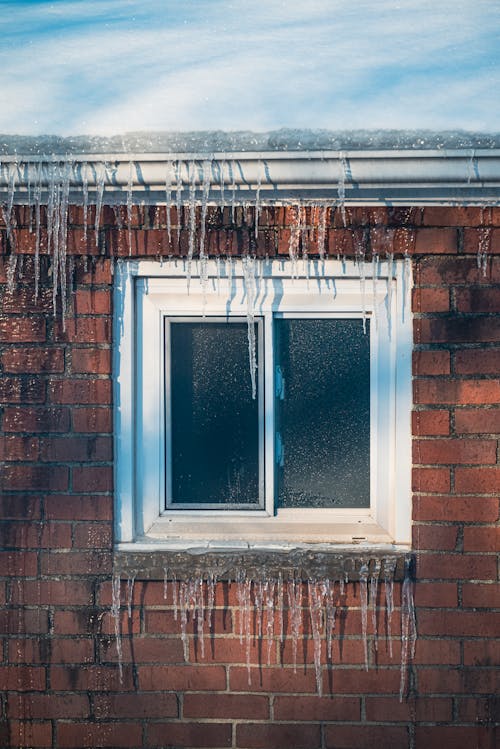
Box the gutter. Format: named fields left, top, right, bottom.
left=1, top=149, right=500, bottom=205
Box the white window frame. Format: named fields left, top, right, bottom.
left=114, top=258, right=412, bottom=549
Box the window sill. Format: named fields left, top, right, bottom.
left=113, top=543, right=411, bottom=582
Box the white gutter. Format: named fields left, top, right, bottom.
left=1, top=149, right=500, bottom=205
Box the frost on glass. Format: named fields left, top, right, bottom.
left=169, top=320, right=260, bottom=506
left=275, top=318, right=370, bottom=509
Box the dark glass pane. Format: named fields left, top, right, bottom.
left=276, top=318, right=370, bottom=508
left=169, top=321, right=259, bottom=506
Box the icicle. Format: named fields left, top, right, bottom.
left=242, top=254, right=258, bottom=399
left=254, top=160, right=262, bottom=239
left=163, top=568, right=169, bottom=601
left=82, top=162, right=89, bottom=241
left=287, top=578, right=302, bottom=674
left=230, top=160, right=237, bottom=223
left=318, top=204, right=328, bottom=261
left=399, top=557, right=417, bottom=701
left=126, top=575, right=135, bottom=619
left=288, top=204, right=301, bottom=278
left=354, top=229, right=367, bottom=332
left=235, top=573, right=252, bottom=684
left=254, top=579, right=264, bottom=639
left=4, top=160, right=18, bottom=250
left=384, top=557, right=396, bottom=658
left=165, top=161, right=173, bottom=243
left=34, top=161, right=42, bottom=300
left=219, top=159, right=226, bottom=209
left=206, top=572, right=216, bottom=636
left=172, top=578, right=179, bottom=621
left=56, top=161, right=71, bottom=325
left=111, top=574, right=123, bottom=682
left=385, top=251, right=395, bottom=327
left=179, top=581, right=190, bottom=661
left=277, top=572, right=284, bottom=644
left=127, top=161, right=134, bottom=255
left=113, top=205, right=123, bottom=230
left=94, top=162, right=106, bottom=248
left=27, top=162, right=33, bottom=233
left=175, top=161, right=183, bottom=244
left=186, top=160, right=198, bottom=291
left=265, top=580, right=275, bottom=666
left=359, top=561, right=369, bottom=671
left=195, top=575, right=205, bottom=659
left=6, top=253, right=18, bottom=294
left=308, top=580, right=324, bottom=696
left=338, top=152, right=348, bottom=227
left=477, top=226, right=491, bottom=276
left=467, top=149, right=476, bottom=184
left=199, top=160, right=211, bottom=293
left=371, top=251, right=379, bottom=328
left=322, top=579, right=336, bottom=662
left=370, top=559, right=381, bottom=652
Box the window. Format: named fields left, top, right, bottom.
left=114, top=258, right=412, bottom=547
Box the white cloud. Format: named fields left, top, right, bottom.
left=1, top=0, right=499, bottom=135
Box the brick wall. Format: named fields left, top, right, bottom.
left=1, top=205, right=499, bottom=749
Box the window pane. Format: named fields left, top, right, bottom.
left=169, top=321, right=260, bottom=506
left=275, top=318, right=370, bottom=508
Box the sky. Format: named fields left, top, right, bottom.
left=1, top=0, right=499, bottom=136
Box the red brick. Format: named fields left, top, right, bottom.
left=463, top=526, right=499, bottom=552
left=456, top=695, right=500, bottom=722
left=0, top=666, right=46, bottom=690
left=40, top=550, right=112, bottom=576
left=412, top=467, right=451, bottom=493
left=365, top=695, right=452, bottom=722
left=8, top=693, right=89, bottom=719
left=0, top=521, right=71, bottom=549
left=48, top=378, right=111, bottom=405
left=0, top=376, right=45, bottom=403
left=455, top=407, right=500, bottom=434
left=0, top=435, right=40, bottom=461
left=40, top=435, right=112, bottom=462
left=237, top=723, right=321, bottom=749
left=144, top=609, right=230, bottom=635
left=417, top=256, right=500, bottom=285
left=324, top=725, right=408, bottom=749
left=412, top=409, right=450, bottom=436
left=414, top=227, right=457, bottom=253
left=462, top=583, right=500, bottom=608
left=73, top=289, right=111, bottom=314
left=230, top=666, right=317, bottom=694
left=454, top=349, right=500, bottom=374
left=413, top=495, right=499, bottom=522
left=57, top=722, right=142, bottom=748
left=417, top=668, right=465, bottom=694
left=2, top=405, right=70, bottom=433
left=50, top=638, right=95, bottom=664
left=0, top=317, right=45, bottom=342
left=51, top=665, right=133, bottom=691
left=184, top=693, right=269, bottom=720
left=72, top=522, right=112, bottom=549
left=73, top=257, right=113, bottom=285
left=44, top=494, right=112, bottom=521
left=455, top=466, right=500, bottom=493
left=418, top=610, right=500, bottom=637
left=413, top=350, right=450, bottom=375
left=72, top=465, right=112, bottom=492
left=414, top=378, right=500, bottom=404
left=422, top=206, right=485, bottom=227
left=0, top=550, right=38, bottom=576
left=8, top=638, right=46, bottom=663
left=99, top=635, right=183, bottom=664
left=0, top=494, right=41, bottom=520
left=412, top=524, right=458, bottom=550
left=416, top=317, right=500, bottom=344
left=463, top=226, right=500, bottom=254
left=2, top=465, right=68, bottom=491
left=412, top=287, right=449, bottom=313
left=100, top=608, right=141, bottom=636
left=53, top=317, right=111, bottom=344
left=416, top=553, right=497, bottom=580
left=414, top=581, right=458, bottom=607
left=138, top=665, right=226, bottom=691
left=71, top=348, right=111, bottom=374
left=72, top=406, right=112, bottom=433
left=415, top=726, right=495, bottom=749
left=8, top=721, right=52, bottom=748
left=1, top=347, right=65, bottom=373
left=11, top=580, right=93, bottom=606
left=413, top=438, right=496, bottom=465
left=52, top=609, right=104, bottom=636
left=147, top=722, right=232, bottom=748
left=0, top=607, right=48, bottom=634
left=463, top=639, right=500, bottom=665
left=273, top=696, right=360, bottom=721
left=1, top=286, right=53, bottom=313
left=456, top=286, right=500, bottom=313
left=93, top=693, right=178, bottom=719
left=413, top=639, right=461, bottom=665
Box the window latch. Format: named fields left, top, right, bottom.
left=275, top=432, right=285, bottom=467
left=275, top=365, right=285, bottom=400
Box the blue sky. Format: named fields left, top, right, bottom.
left=1, top=0, right=499, bottom=135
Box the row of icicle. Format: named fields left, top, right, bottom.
left=111, top=558, right=416, bottom=701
